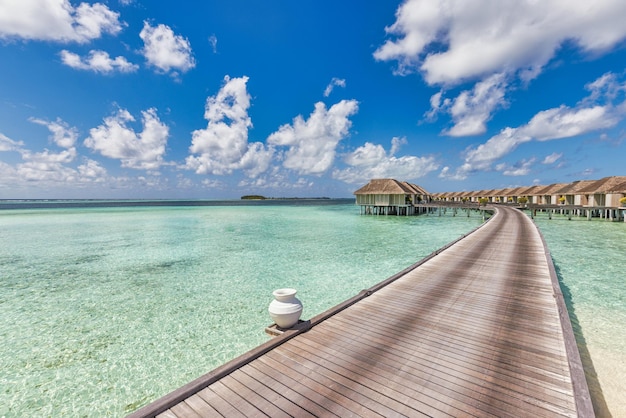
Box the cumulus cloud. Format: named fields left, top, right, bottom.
left=495, top=158, right=535, bottom=176
left=29, top=117, right=78, bottom=148
left=0, top=0, right=123, bottom=43
left=323, top=78, right=346, bottom=97
left=429, top=73, right=509, bottom=136
left=0, top=130, right=100, bottom=187
left=375, top=0, right=626, bottom=84
left=0, top=133, right=25, bottom=152
left=16, top=146, right=78, bottom=182
left=186, top=76, right=273, bottom=177
left=376, top=0, right=626, bottom=135
left=140, top=21, right=195, bottom=75
left=333, top=137, right=439, bottom=184
left=238, top=168, right=313, bottom=191
left=267, top=100, right=359, bottom=175
left=60, top=49, right=138, bottom=73
left=84, top=107, right=169, bottom=171
left=77, top=158, right=107, bottom=179
left=443, top=73, right=626, bottom=179
left=542, top=152, right=562, bottom=165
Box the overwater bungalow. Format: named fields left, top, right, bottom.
left=555, top=180, right=597, bottom=206
left=531, top=183, right=566, bottom=205
left=355, top=176, right=626, bottom=220
left=577, top=176, right=626, bottom=207
left=353, top=178, right=430, bottom=215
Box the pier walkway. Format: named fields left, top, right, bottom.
left=129, top=206, right=592, bottom=417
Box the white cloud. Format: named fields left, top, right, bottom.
left=323, top=78, right=346, bottom=97
left=542, top=152, right=562, bottom=165
left=60, top=49, right=138, bottom=73
left=0, top=133, right=25, bottom=152
left=376, top=0, right=626, bottom=136
left=208, top=34, right=218, bottom=53
left=17, top=147, right=78, bottom=182
left=186, top=76, right=273, bottom=177
left=446, top=73, right=626, bottom=179
left=389, top=136, right=407, bottom=156
left=524, top=106, right=617, bottom=141
left=438, top=166, right=463, bottom=180
left=237, top=168, right=313, bottom=191
left=84, top=107, right=169, bottom=171
left=140, top=21, right=195, bottom=75
left=495, top=158, right=535, bottom=176
left=375, top=0, right=626, bottom=85
left=0, top=0, right=123, bottom=43
left=0, top=130, right=107, bottom=188
left=29, top=117, right=78, bottom=148
left=267, top=100, right=359, bottom=175
left=21, top=147, right=77, bottom=164
left=77, top=158, right=107, bottom=179
left=333, top=138, right=439, bottom=184
left=433, top=73, right=509, bottom=136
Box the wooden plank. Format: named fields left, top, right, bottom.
left=183, top=396, right=221, bottom=417
left=290, top=327, right=575, bottom=417
left=228, top=367, right=316, bottom=418
left=206, top=381, right=261, bottom=416
left=267, top=344, right=429, bottom=417
left=256, top=353, right=386, bottom=417
left=155, top=410, right=178, bottom=418
left=248, top=358, right=342, bottom=417
left=220, top=371, right=292, bottom=418
left=195, top=387, right=246, bottom=418
left=169, top=402, right=201, bottom=418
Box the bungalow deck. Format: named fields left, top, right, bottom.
left=128, top=206, right=593, bottom=417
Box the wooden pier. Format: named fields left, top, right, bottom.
left=128, top=206, right=593, bottom=417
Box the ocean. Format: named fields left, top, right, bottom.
left=0, top=201, right=623, bottom=417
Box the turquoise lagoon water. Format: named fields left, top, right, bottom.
left=0, top=202, right=482, bottom=417
left=0, top=203, right=623, bottom=417
left=532, top=211, right=626, bottom=417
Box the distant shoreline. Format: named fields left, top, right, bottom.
left=0, top=198, right=355, bottom=210
left=241, top=195, right=331, bottom=200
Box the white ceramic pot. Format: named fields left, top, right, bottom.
left=268, top=288, right=303, bottom=329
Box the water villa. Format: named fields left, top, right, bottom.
left=353, top=178, right=430, bottom=215
left=356, top=176, right=626, bottom=221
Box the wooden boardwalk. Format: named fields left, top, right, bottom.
left=128, top=206, right=593, bottom=417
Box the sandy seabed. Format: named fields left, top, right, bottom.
left=590, top=346, right=626, bottom=417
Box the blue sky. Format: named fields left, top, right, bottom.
left=1, top=0, right=625, bottom=199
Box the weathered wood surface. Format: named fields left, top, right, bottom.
left=129, top=206, right=592, bottom=417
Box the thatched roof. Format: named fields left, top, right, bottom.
left=519, top=185, right=545, bottom=196
left=534, top=183, right=568, bottom=195
left=354, top=179, right=429, bottom=195
left=506, top=186, right=530, bottom=196
left=354, top=176, right=625, bottom=200
left=607, top=180, right=626, bottom=193
left=400, top=181, right=429, bottom=195
left=496, top=188, right=515, bottom=196
left=577, top=176, right=626, bottom=193
left=555, top=180, right=597, bottom=195
left=470, top=189, right=489, bottom=197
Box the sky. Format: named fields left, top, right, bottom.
left=1, top=0, right=625, bottom=199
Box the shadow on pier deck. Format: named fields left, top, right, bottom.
left=128, top=206, right=593, bottom=417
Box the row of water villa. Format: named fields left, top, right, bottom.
left=354, top=176, right=626, bottom=221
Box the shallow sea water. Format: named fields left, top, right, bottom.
left=531, top=211, right=626, bottom=418
left=0, top=203, right=484, bottom=417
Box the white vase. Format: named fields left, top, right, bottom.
left=268, top=288, right=303, bottom=329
